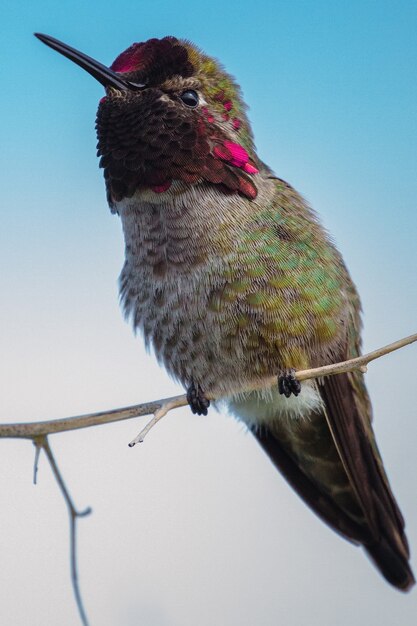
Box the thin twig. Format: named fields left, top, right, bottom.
left=33, top=438, right=42, bottom=485
left=0, top=399, right=172, bottom=439
left=1, top=331, right=416, bottom=626
left=128, top=397, right=186, bottom=447
left=39, top=436, right=92, bottom=626
left=1, top=333, right=415, bottom=442
left=290, top=333, right=417, bottom=384
left=130, top=332, right=417, bottom=443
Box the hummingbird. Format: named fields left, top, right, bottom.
left=35, top=33, right=414, bottom=590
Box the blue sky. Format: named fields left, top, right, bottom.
left=1, top=1, right=417, bottom=625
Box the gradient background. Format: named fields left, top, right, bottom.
left=1, top=1, right=416, bottom=624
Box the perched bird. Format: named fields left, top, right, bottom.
left=35, top=33, right=414, bottom=590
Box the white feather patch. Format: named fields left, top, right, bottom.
left=225, top=382, right=323, bottom=430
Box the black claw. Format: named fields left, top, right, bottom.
left=186, top=382, right=210, bottom=416
left=278, top=369, right=301, bottom=398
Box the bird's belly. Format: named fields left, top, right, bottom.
left=120, top=255, right=331, bottom=401
left=116, top=185, right=349, bottom=399
left=120, top=259, right=255, bottom=394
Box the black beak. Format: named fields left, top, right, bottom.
left=34, top=33, right=146, bottom=91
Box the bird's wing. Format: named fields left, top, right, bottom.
left=254, top=327, right=414, bottom=589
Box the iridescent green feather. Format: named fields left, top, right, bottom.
left=210, top=180, right=348, bottom=369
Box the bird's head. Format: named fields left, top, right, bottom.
left=35, top=34, right=260, bottom=208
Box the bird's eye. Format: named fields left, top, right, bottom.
left=180, top=90, right=199, bottom=107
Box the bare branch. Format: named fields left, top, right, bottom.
left=289, top=333, right=417, bottom=384
left=0, top=333, right=416, bottom=443
left=128, top=396, right=187, bottom=447
left=37, top=436, right=92, bottom=626
left=33, top=438, right=42, bottom=485
left=129, top=332, right=417, bottom=443
left=0, top=399, right=169, bottom=439
left=1, top=331, right=415, bottom=626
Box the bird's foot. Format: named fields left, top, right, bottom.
left=186, top=382, right=210, bottom=416
left=278, top=369, right=301, bottom=398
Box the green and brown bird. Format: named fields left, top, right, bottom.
left=35, top=33, right=414, bottom=590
